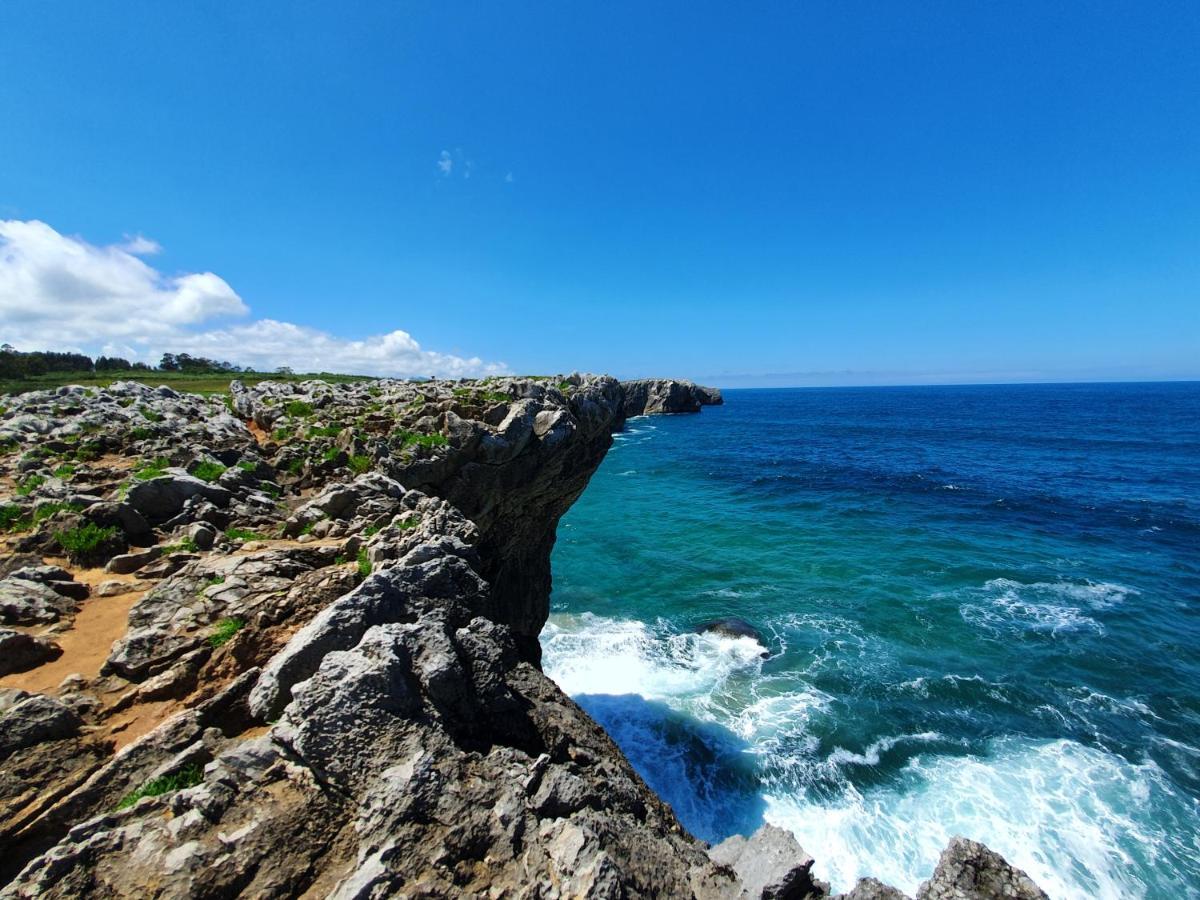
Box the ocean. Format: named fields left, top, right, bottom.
left=540, top=382, right=1200, bottom=898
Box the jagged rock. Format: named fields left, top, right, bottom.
left=836, top=878, right=911, bottom=899
left=104, top=547, right=160, bottom=574
left=620, top=378, right=724, bottom=416
left=0, top=693, right=82, bottom=759
left=916, top=838, right=1048, bottom=900
left=0, top=629, right=62, bottom=675
left=0, top=567, right=87, bottom=624
left=125, top=474, right=232, bottom=524
left=709, top=824, right=829, bottom=899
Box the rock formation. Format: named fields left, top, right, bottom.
left=0, top=374, right=1045, bottom=898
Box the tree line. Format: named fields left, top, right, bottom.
left=0, top=344, right=256, bottom=379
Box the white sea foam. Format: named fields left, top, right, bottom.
left=957, top=578, right=1137, bottom=637
left=540, top=611, right=1196, bottom=899
left=764, top=738, right=1190, bottom=899
left=541, top=612, right=767, bottom=701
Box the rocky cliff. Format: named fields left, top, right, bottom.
left=0, top=375, right=1045, bottom=898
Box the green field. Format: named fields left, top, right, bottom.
left=0, top=370, right=377, bottom=397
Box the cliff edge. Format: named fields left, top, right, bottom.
left=0, top=375, right=1042, bottom=898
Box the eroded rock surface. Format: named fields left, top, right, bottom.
left=0, top=375, right=1040, bottom=898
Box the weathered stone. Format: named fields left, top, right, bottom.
left=916, top=838, right=1048, bottom=900
left=0, top=629, right=62, bottom=675
left=0, top=693, right=82, bottom=759
left=709, top=824, right=828, bottom=900
left=104, top=547, right=161, bottom=575
left=126, top=475, right=232, bottom=524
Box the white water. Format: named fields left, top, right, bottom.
left=541, top=611, right=1197, bottom=899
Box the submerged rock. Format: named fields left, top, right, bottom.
left=695, top=616, right=771, bottom=655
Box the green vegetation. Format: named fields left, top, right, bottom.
left=237, top=460, right=258, bottom=472
left=272, top=427, right=292, bottom=441
left=285, top=457, right=305, bottom=475
left=348, top=454, right=372, bottom=474
left=362, top=524, right=381, bottom=537
left=191, top=461, right=227, bottom=483
left=307, top=424, right=342, bottom=438
left=321, top=447, right=342, bottom=464
left=284, top=400, right=314, bottom=418
left=396, top=516, right=419, bottom=530
left=392, top=429, right=448, bottom=449
left=224, top=527, right=267, bottom=542
left=139, top=408, right=163, bottom=422
left=16, top=475, right=45, bottom=496
left=129, top=426, right=156, bottom=441
left=0, top=504, right=25, bottom=532
left=208, top=617, right=245, bottom=648
left=357, top=548, right=372, bottom=578
left=115, top=763, right=204, bottom=811
left=53, top=463, right=76, bottom=478
left=134, top=457, right=170, bottom=480
left=201, top=574, right=226, bottom=590
left=160, top=536, right=199, bottom=554
left=56, top=522, right=118, bottom=557
left=557, top=381, right=573, bottom=392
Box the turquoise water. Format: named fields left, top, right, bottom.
left=541, top=383, right=1200, bottom=898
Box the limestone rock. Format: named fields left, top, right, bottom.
left=0, top=629, right=62, bottom=675
left=709, top=824, right=828, bottom=899
left=916, top=838, right=1048, bottom=900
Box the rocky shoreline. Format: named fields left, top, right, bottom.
left=0, top=375, right=1047, bottom=898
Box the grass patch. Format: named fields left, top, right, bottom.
left=134, top=457, right=170, bottom=480
left=285, top=457, right=305, bottom=475
left=15, top=475, right=45, bottom=496
left=191, top=461, right=227, bottom=483
left=128, top=426, right=156, bottom=441
left=56, top=522, right=118, bottom=557
left=208, top=617, right=245, bottom=648
left=396, top=516, right=419, bottom=530
left=115, top=763, right=204, bottom=811
left=356, top=548, right=372, bottom=577
left=284, top=400, right=314, bottom=418
left=348, top=454, right=372, bottom=474
left=160, top=536, right=199, bottom=554
left=237, top=460, right=258, bottom=472
left=0, top=504, right=27, bottom=532
left=53, top=463, right=76, bottom=478
left=392, top=429, right=448, bottom=449
left=271, top=427, right=292, bottom=442
left=362, top=524, right=381, bottom=537
left=224, top=527, right=267, bottom=542
left=139, top=408, right=163, bottom=422
left=307, top=424, right=342, bottom=438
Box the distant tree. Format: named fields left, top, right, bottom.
left=275, top=366, right=294, bottom=376
left=159, top=353, right=180, bottom=371
left=95, top=355, right=133, bottom=371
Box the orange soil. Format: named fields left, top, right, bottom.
left=0, top=567, right=143, bottom=696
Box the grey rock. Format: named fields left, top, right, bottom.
left=0, top=629, right=62, bottom=675
left=709, top=824, right=828, bottom=899
left=836, top=878, right=911, bottom=900
left=916, top=838, right=1048, bottom=900
left=104, top=547, right=161, bottom=575
left=126, top=474, right=232, bottom=524
left=0, top=693, right=82, bottom=759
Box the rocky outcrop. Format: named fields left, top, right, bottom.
left=0, top=374, right=1041, bottom=899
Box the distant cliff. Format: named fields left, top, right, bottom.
left=0, top=375, right=1042, bottom=898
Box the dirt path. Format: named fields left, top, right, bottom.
left=0, top=567, right=143, bottom=696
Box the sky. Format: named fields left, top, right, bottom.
left=0, top=1, right=1197, bottom=386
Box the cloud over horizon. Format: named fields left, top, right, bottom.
left=0, top=219, right=508, bottom=378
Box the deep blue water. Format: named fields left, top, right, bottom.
left=541, top=383, right=1200, bottom=898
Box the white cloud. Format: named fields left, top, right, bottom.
left=0, top=219, right=509, bottom=378
left=437, top=150, right=453, bottom=176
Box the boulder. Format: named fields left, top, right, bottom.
left=104, top=547, right=161, bottom=575
left=0, top=693, right=82, bottom=759
left=916, top=838, right=1048, bottom=900
left=126, top=475, right=232, bottom=524
left=709, top=824, right=828, bottom=899
left=0, top=629, right=62, bottom=675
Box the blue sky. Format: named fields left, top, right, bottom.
left=1, top=1, right=1197, bottom=385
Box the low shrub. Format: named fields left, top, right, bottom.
left=356, top=548, right=372, bottom=578
left=133, top=457, right=169, bottom=480
left=191, top=461, right=227, bottom=483
left=348, top=454, right=372, bottom=474
left=208, top=617, right=245, bottom=648
left=56, top=522, right=120, bottom=561
left=115, top=763, right=204, bottom=811
left=224, top=527, right=267, bottom=542
left=284, top=400, right=313, bottom=418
